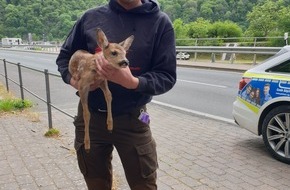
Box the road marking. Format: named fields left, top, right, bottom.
left=177, top=79, right=227, bottom=88
left=152, top=100, right=236, bottom=125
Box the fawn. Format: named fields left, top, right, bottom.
left=69, top=28, right=134, bottom=152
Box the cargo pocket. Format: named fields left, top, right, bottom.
left=136, top=139, right=158, bottom=178
left=75, top=140, right=87, bottom=176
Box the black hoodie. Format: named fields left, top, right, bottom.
left=56, top=0, right=177, bottom=116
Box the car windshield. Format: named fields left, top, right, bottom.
left=259, top=47, right=290, bottom=65
left=266, top=61, right=290, bottom=73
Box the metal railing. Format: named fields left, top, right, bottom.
left=0, top=58, right=74, bottom=129
left=176, top=46, right=281, bottom=54
left=176, top=46, right=282, bottom=64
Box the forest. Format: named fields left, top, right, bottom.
left=0, top=0, right=290, bottom=45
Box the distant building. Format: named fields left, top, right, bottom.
left=1, top=38, right=22, bottom=47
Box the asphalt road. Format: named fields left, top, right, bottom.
left=0, top=50, right=242, bottom=121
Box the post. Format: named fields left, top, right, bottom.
left=230, top=54, right=234, bottom=64
left=194, top=39, right=198, bottom=62
left=285, top=32, right=288, bottom=45
left=253, top=37, right=257, bottom=65
left=211, top=53, right=216, bottom=63
left=3, top=59, right=9, bottom=92
left=17, top=63, right=24, bottom=100
left=44, top=69, right=53, bottom=129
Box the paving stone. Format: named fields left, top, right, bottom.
left=0, top=103, right=290, bottom=190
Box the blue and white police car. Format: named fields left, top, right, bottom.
left=233, top=46, right=290, bottom=164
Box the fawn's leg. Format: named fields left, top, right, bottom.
left=100, top=80, right=113, bottom=132
left=78, top=78, right=91, bottom=152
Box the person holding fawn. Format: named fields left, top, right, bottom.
left=56, top=0, right=176, bottom=189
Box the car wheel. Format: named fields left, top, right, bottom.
left=262, top=105, right=290, bottom=164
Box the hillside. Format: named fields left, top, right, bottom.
left=0, top=0, right=289, bottom=41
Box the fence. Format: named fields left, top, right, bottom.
left=0, top=58, right=74, bottom=129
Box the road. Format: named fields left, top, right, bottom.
left=154, top=67, right=242, bottom=122
left=0, top=50, right=242, bottom=121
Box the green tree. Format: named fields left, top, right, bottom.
left=173, top=18, right=190, bottom=45
left=208, top=21, right=242, bottom=38
left=246, top=0, right=280, bottom=37
left=1, top=0, right=290, bottom=42
left=198, top=0, right=229, bottom=22
left=180, top=0, right=198, bottom=23
left=187, top=18, right=211, bottom=38
left=277, top=6, right=290, bottom=35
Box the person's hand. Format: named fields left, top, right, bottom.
left=95, top=54, right=139, bottom=89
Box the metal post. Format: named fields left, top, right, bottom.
left=230, top=54, right=234, bottom=64
left=211, top=53, right=216, bottom=63
left=3, top=59, right=9, bottom=92
left=44, top=69, right=53, bottom=129
left=17, top=63, right=24, bottom=100
left=253, top=38, right=257, bottom=65
left=194, top=39, right=198, bottom=62
left=253, top=54, right=257, bottom=65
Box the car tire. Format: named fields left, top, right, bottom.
left=262, top=105, right=290, bottom=164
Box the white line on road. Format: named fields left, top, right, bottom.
left=152, top=100, right=235, bottom=125
left=177, top=79, right=227, bottom=88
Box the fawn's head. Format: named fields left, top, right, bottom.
left=96, top=28, right=134, bottom=69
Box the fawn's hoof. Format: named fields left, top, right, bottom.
left=85, top=148, right=90, bottom=153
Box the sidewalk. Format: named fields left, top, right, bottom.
left=1, top=102, right=290, bottom=190
left=1, top=61, right=290, bottom=190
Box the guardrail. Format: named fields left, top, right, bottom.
left=3, top=45, right=282, bottom=64
left=0, top=58, right=74, bottom=130
left=176, top=46, right=281, bottom=54
left=176, top=46, right=282, bottom=64
left=1, top=44, right=282, bottom=54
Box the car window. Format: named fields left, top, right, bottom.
left=266, top=60, right=290, bottom=74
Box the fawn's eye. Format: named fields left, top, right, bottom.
left=111, top=51, right=117, bottom=56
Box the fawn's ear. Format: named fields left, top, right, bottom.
left=96, top=28, right=109, bottom=49
left=119, top=35, right=134, bottom=51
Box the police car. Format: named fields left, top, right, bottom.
left=233, top=46, right=290, bottom=164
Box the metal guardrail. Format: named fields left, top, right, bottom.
left=176, top=46, right=282, bottom=55
left=0, top=59, right=74, bottom=130
left=175, top=46, right=282, bottom=64
left=1, top=44, right=282, bottom=54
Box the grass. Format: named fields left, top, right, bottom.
left=0, top=98, right=33, bottom=112
left=0, top=84, right=33, bottom=112
left=44, top=128, right=60, bottom=138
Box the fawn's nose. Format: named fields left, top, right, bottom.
left=119, top=60, right=129, bottom=67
